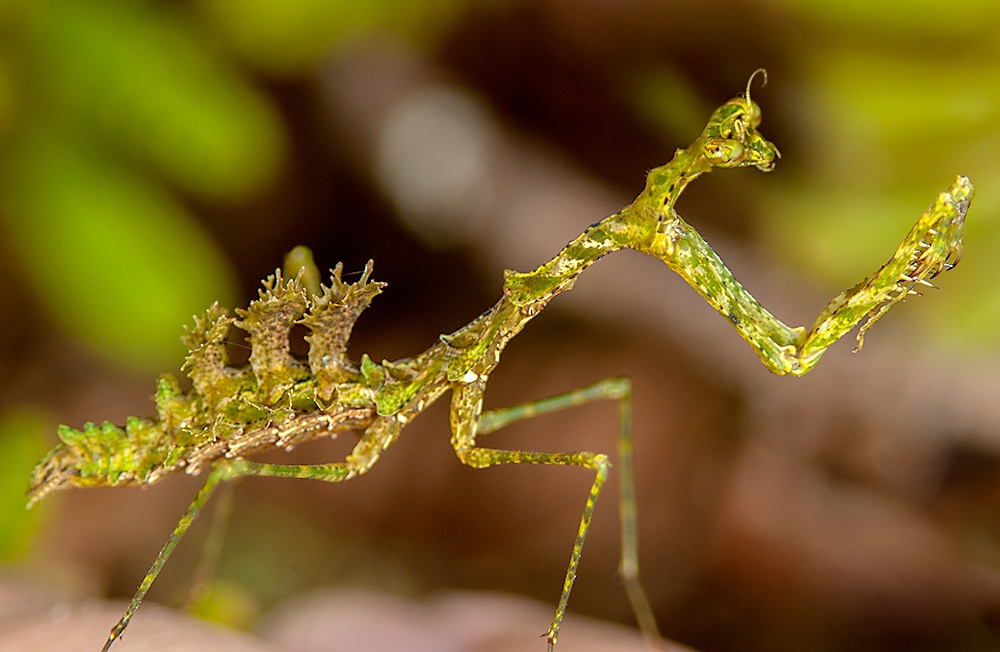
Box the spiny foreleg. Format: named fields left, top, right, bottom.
left=628, top=175, right=972, bottom=376
left=801, top=174, right=972, bottom=361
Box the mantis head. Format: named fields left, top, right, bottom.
left=702, top=69, right=781, bottom=172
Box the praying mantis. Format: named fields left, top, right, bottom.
left=27, top=71, right=972, bottom=651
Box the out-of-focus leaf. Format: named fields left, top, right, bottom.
left=786, top=0, right=1000, bottom=39
left=23, top=0, right=286, bottom=201
left=187, top=579, right=261, bottom=631
left=761, top=187, right=915, bottom=282
left=624, top=65, right=710, bottom=144
left=797, top=51, right=999, bottom=183
left=0, top=127, right=237, bottom=371
left=0, top=411, right=50, bottom=561
left=0, top=56, right=16, bottom=141
left=196, top=0, right=477, bottom=74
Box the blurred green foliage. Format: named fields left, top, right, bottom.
left=0, top=0, right=489, bottom=372
left=0, top=0, right=287, bottom=369
left=0, top=411, right=50, bottom=561
left=787, top=0, right=999, bottom=38
left=2, top=127, right=238, bottom=368
left=625, top=64, right=712, bottom=145
left=186, top=578, right=261, bottom=632
left=197, top=0, right=478, bottom=74
left=23, top=1, right=287, bottom=200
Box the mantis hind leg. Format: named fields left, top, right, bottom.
left=104, top=416, right=402, bottom=650
left=103, top=464, right=231, bottom=651
left=451, top=376, right=659, bottom=649
left=183, top=479, right=235, bottom=612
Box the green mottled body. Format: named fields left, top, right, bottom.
left=27, top=73, right=972, bottom=651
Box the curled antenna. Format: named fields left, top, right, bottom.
left=746, top=68, right=768, bottom=108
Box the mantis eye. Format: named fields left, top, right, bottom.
left=703, top=138, right=745, bottom=167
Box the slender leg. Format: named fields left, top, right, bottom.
left=184, top=480, right=235, bottom=611
left=103, top=465, right=229, bottom=652
left=612, top=380, right=661, bottom=648
left=452, top=377, right=658, bottom=650
left=104, top=416, right=402, bottom=651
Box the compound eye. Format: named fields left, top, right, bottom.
left=703, top=139, right=745, bottom=167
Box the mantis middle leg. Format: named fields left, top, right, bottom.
left=450, top=376, right=659, bottom=650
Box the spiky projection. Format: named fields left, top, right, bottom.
left=27, top=261, right=385, bottom=506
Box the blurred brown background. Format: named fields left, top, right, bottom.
left=1, top=1, right=999, bottom=651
